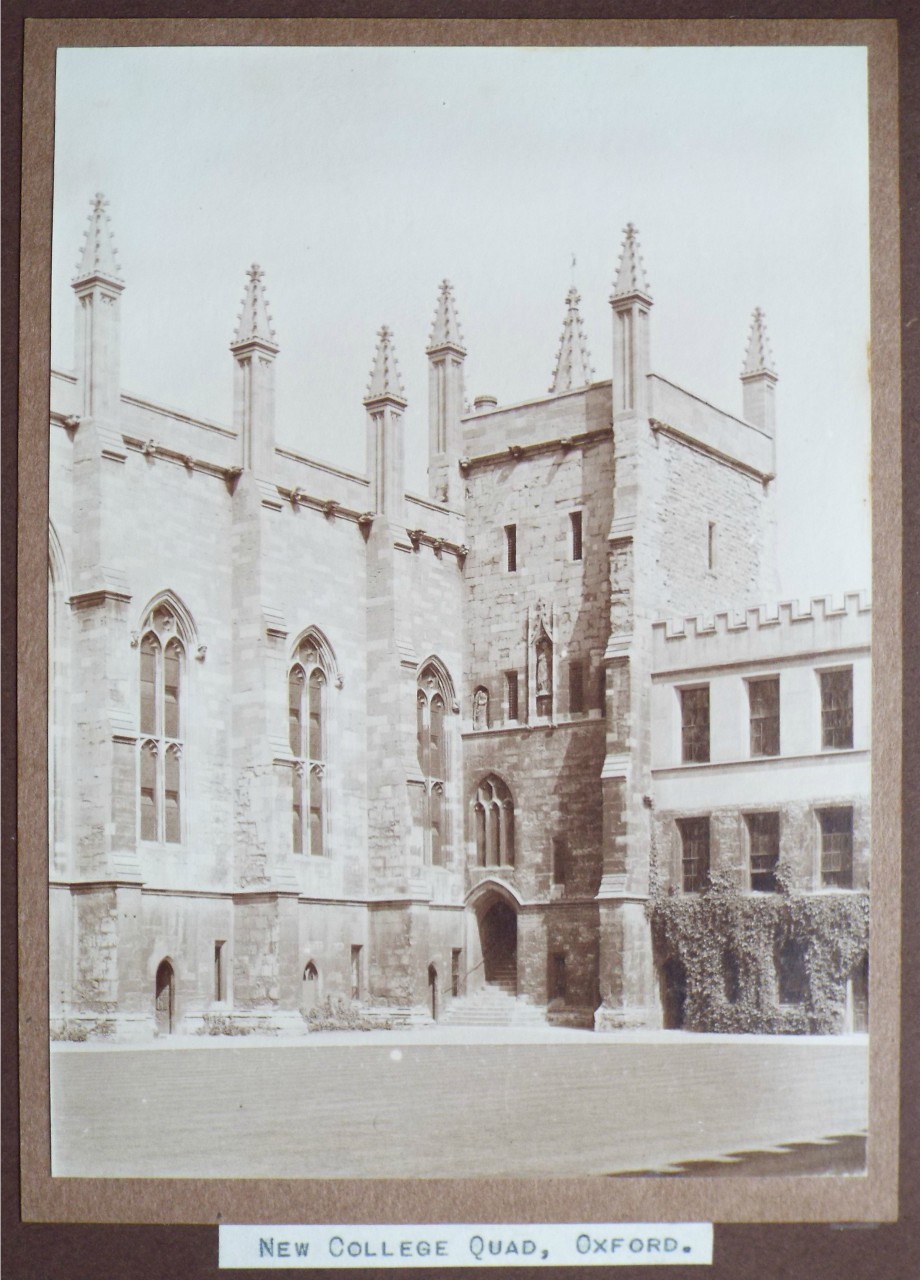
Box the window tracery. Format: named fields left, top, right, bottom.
left=289, top=637, right=331, bottom=856
left=138, top=602, right=186, bottom=843
left=417, top=661, right=451, bottom=865
left=472, top=774, right=515, bottom=867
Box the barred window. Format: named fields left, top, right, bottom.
left=138, top=604, right=186, bottom=844
left=570, top=510, right=583, bottom=562
left=746, top=811, right=779, bottom=892
left=819, top=807, right=854, bottom=888
left=680, top=686, right=710, bottom=763
left=505, top=523, right=517, bottom=572
left=748, top=677, right=780, bottom=757
left=505, top=670, right=519, bottom=723
left=677, top=816, right=710, bottom=892
left=568, top=659, right=584, bottom=714
left=821, top=668, right=853, bottom=749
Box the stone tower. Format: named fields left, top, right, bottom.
left=597, top=223, right=661, bottom=1029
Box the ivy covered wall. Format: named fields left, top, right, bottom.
left=648, top=870, right=869, bottom=1034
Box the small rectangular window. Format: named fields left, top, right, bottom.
left=678, top=816, right=710, bottom=893
left=821, top=668, right=854, bottom=749
left=505, top=523, right=517, bottom=572
left=506, top=670, right=519, bottom=722
left=746, top=811, right=779, bottom=891
left=749, top=677, right=780, bottom=757
left=570, top=510, right=583, bottom=561
left=707, top=521, right=717, bottom=571
left=214, top=941, right=225, bottom=1002
left=568, top=659, right=584, bottom=714
left=680, top=686, right=710, bottom=763
left=451, top=949, right=462, bottom=998
left=819, top=807, right=854, bottom=888
left=351, top=945, right=362, bottom=1000
left=552, top=836, right=567, bottom=885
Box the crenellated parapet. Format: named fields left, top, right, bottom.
left=651, top=591, right=871, bottom=672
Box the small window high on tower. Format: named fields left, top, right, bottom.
left=570, top=511, right=583, bottom=562
left=505, top=524, right=517, bottom=572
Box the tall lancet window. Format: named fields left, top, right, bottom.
left=289, top=642, right=329, bottom=856
left=472, top=774, right=515, bottom=867
left=417, top=661, right=452, bottom=866
left=138, top=603, right=186, bottom=844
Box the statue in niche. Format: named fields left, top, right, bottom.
left=536, top=641, right=551, bottom=696
left=473, top=687, right=490, bottom=729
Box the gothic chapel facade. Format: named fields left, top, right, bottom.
left=49, top=196, right=869, bottom=1038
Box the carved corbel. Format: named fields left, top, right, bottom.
left=407, top=528, right=423, bottom=550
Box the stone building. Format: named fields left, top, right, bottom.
left=48, top=196, right=870, bottom=1038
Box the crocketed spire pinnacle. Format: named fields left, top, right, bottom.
left=364, top=326, right=407, bottom=405
left=549, top=286, right=594, bottom=393
left=611, top=223, right=652, bottom=303
left=231, top=263, right=279, bottom=351
left=73, top=192, right=123, bottom=285
left=426, top=279, right=466, bottom=355
left=741, top=307, right=777, bottom=378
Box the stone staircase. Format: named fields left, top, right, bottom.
left=440, top=976, right=547, bottom=1028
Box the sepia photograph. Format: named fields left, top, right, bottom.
left=22, top=23, right=902, bottom=1225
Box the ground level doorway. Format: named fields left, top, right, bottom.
left=479, top=898, right=518, bottom=992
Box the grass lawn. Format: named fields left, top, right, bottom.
left=51, top=1032, right=868, bottom=1179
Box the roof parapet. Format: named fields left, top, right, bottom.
left=653, top=591, right=871, bottom=641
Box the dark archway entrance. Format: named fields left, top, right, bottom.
left=847, top=952, right=869, bottom=1033
left=428, top=964, right=438, bottom=1020
left=155, top=959, right=175, bottom=1035
left=660, top=956, right=687, bottom=1030
left=479, top=899, right=518, bottom=992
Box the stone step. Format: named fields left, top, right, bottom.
left=441, top=990, right=547, bottom=1027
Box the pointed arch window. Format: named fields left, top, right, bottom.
left=417, top=661, right=452, bottom=866
left=138, top=603, right=186, bottom=844
left=290, top=638, right=333, bottom=856
left=473, top=774, right=515, bottom=867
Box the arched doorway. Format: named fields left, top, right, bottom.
left=428, top=963, right=438, bottom=1020
left=479, top=899, right=518, bottom=992
left=660, top=956, right=687, bottom=1030
left=302, top=961, right=320, bottom=1013
left=155, top=959, right=175, bottom=1035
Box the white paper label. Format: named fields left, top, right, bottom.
left=219, top=1223, right=713, bottom=1268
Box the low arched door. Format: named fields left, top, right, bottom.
left=155, top=959, right=175, bottom=1035
left=428, top=963, right=438, bottom=1020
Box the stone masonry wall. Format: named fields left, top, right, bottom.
left=650, top=433, right=768, bottom=618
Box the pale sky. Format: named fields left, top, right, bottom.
left=51, top=44, right=871, bottom=601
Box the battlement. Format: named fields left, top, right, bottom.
left=651, top=592, right=871, bottom=673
